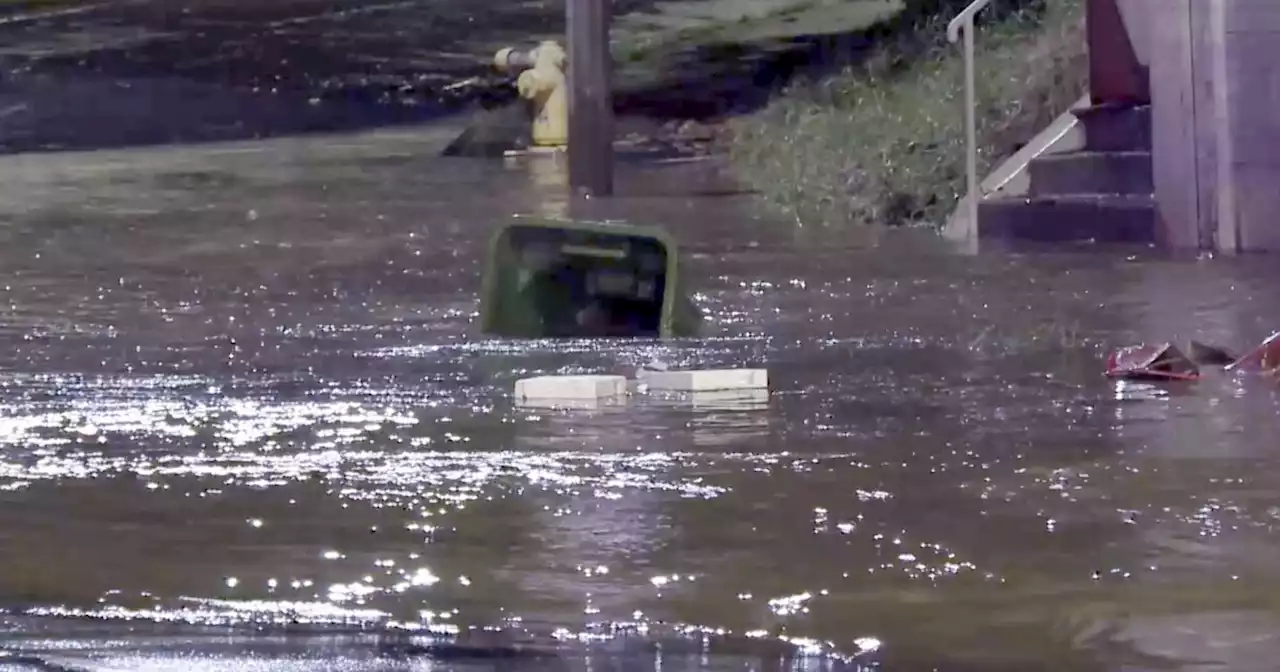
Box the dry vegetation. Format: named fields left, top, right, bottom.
left=724, top=0, right=1087, bottom=227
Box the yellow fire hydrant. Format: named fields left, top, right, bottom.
left=493, top=41, right=569, bottom=148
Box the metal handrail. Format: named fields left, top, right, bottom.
left=947, top=0, right=994, bottom=231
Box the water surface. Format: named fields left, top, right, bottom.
left=1, top=131, right=1280, bottom=671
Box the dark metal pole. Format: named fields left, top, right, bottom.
left=567, top=0, right=614, bottom=196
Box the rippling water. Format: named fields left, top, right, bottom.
left=2, top=128, right=1280, bottom=671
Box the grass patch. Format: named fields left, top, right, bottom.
left=723, top=0, right=1087, bottom=227
left=614, top=0, right=903, bottom=61
left=611, top=0, right=904, bottom=89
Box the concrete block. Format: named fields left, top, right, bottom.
left=1075, top=104, right=1152, bottom=152
left=1028, top=151, right=1153, bottom=196
left=636, top=368, right=768, bottom=392
left=1226, top=0, right=1280, bottom=34
left=977, top=194, right=1157, bottom=243
left=514, top=375, right=628, bottom=406
left=1228, top=162, right=1280, bottom=251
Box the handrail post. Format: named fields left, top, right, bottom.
left=948, top=0, right=991, bottom=236
left=962, top=17, right=978, bottom=232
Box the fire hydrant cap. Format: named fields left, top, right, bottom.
left=535, top=41, right=567, bottom=69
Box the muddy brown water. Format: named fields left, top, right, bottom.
left=1, top=127, right=1280, bottom=671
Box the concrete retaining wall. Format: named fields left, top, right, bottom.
left=1221, top=0, right=1280, bottom=252
left=1148, top=0, right=1280, bottom=252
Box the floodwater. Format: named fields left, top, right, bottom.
left=0, top=0, right=676, bottom=153
left=2, top=127, right=1280, bottom=672
left=0, top=0, right=550, bottom=152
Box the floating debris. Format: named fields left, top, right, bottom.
left=1104, top=343, right=1199, bottom=381
left=1106, top=331, right=1280, bottom=381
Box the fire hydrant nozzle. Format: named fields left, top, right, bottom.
left=494, top=47, right=535, bottom=73
left=493, top=41, right=568, bottom=149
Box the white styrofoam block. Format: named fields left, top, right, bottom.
left=686, top=388, right=770, bottom=408
left=647, top=388, right=770, bottom=409
left=636, top=368, right=768, bottom=392
left=515, top=375, right=629, bottom=404
left=515, top=396, right=625, bottom=410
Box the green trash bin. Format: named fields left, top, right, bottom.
left=479, top=218, right=703, bottom=339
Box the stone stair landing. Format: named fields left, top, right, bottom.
left=977, top=104, right=1156, bottom=244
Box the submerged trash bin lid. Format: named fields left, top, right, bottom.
left=1105, top=343, right=1200, bottom=381
left=1225, top=331, right=1280, bottom=374
left=478, top=217, right=702, bottom=339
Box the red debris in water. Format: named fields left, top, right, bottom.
left=1226, top=331, right=1280, bottom=375
left=1104, top=343, right=1201, bottom=381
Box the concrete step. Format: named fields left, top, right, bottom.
left=1028, top=150, right=1153, bottom=196
left=978, top=194, right=1156, bottom=243
left=1073, top=104, right=1151, bottom=152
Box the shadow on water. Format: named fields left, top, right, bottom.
left=1, top=130, right=1280, bottom=670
